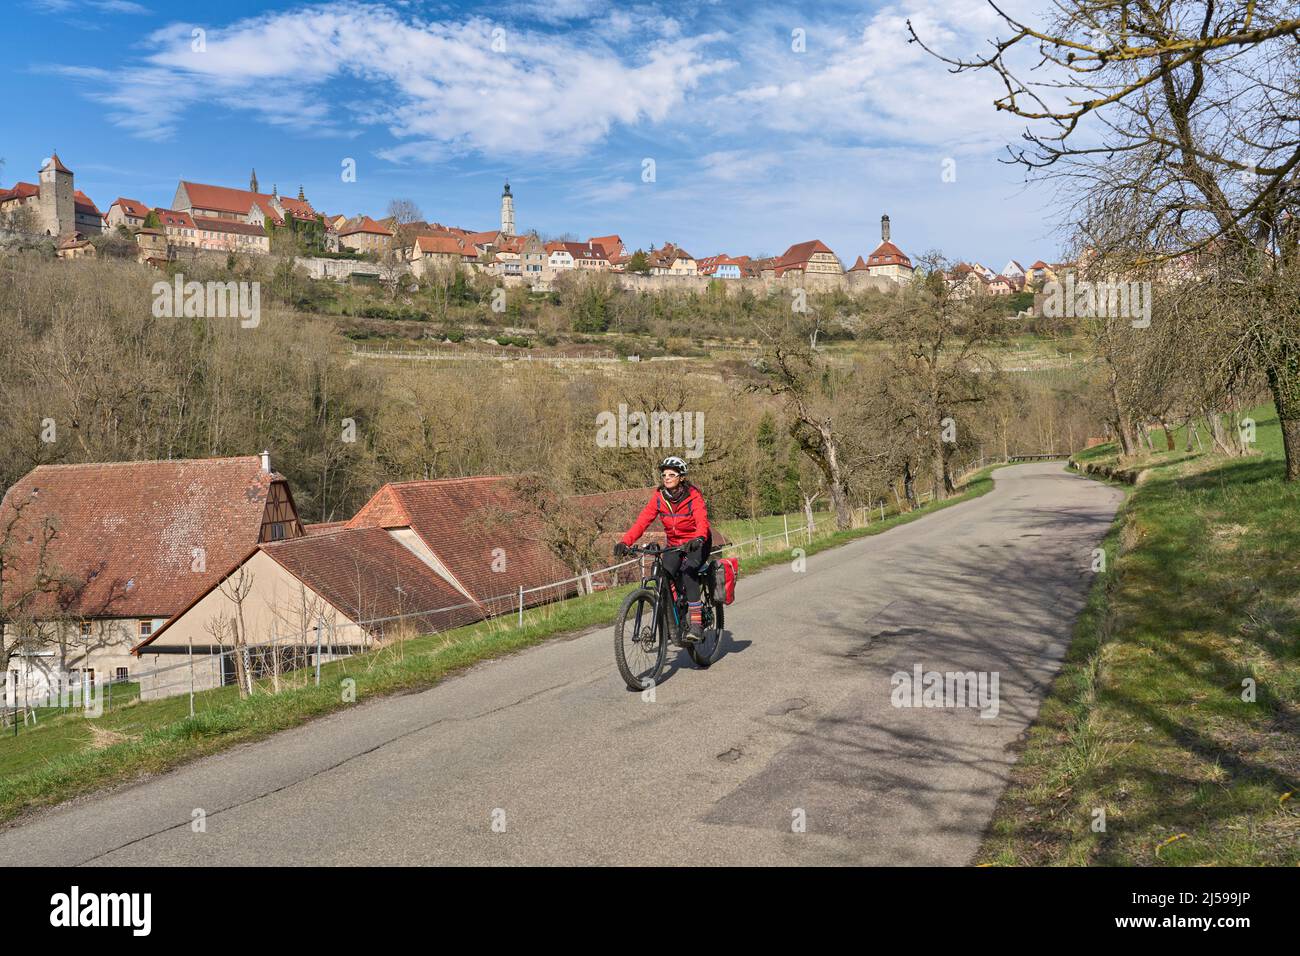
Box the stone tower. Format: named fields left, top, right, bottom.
left=881, top=214, right=891, bottom=243
left=38, top=153, right=75, bottom=237
left=250, top=168, right=259, bottom=193
left=500, top=182, right=515, bottom=236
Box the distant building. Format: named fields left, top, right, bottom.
left=0, top=153, right=102, bottom=237
left=106, top=197, right=150, bottom=232
left=519, top=232, right=550, bottom=287
left=647, top=242, right=697, bottom=276
left=774, top=239, right=842, bottom=276
left=697, top=254, right=743, bottom=278
left=500, top=182, right=515, bottom=235
left=153, top=208, right=199, bottom=253
left=1000, top=259, right=1026, bottom=281
left=588, top=234, right=625, bottom=261
left=193, top=216, right=270, bottom=255
left=338, top=216, right=395, bottom=254
left=564, top=241, right=611, bottom=271
left=408, top=233, right=481, bottom=277
left=546, top=241, right=575, bottom=271
left=860, top=215, right=914, bottom=283
left=172, top=174, right=319, bottom=232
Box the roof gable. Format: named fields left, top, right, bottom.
left=0, top=456, right=292, bottom=619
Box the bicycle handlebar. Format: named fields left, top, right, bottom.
left=625, top=542, right=689, bottom=556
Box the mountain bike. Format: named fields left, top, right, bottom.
left=614, top=542, right=725, bottom=691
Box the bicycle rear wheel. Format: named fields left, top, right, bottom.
left=615, top=589, right=667, bottom=691
left=689, top=593, right=725, bottom=668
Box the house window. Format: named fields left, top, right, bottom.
left=138, top=620, right=153, bottom=637
left=79, top=621, right=92, bottom=637
left=115, top=667, right=129, bottom=682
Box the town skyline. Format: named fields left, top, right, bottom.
left=4, top=0, right=1067, bottom=266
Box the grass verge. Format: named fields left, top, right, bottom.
left=979, top=406, right=1300, bottom=865
left=0, top=465, right=1004, bottom=826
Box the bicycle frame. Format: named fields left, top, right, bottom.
left=630, top=543, right=708, bottom=644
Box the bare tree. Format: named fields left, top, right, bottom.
left=909, top=1, right=1300, bottom=477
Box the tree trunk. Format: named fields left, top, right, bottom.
left=1265, top=359, right=1300, bottom=481
left=1108, top=374, right=1136, bottom=456
left=1206, top=412, right=1236, bottom=456
left=902, top=460, right=918, bottom=510
left=820, top=427, right=853, bottom=530
left=930, top=429, right=947, bottom=501
left=1282, top=419, right=1300, bottom=482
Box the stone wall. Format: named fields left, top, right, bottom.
left=613, top=269, right=897, bottom=297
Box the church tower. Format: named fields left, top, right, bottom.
left=500, top=182, right=515, bottom=236
left=38, top=153, right=74, bottom=237
left=250, top=168, right=259, bottom=193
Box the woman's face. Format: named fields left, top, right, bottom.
left=662, top=469, right=681, bottom=489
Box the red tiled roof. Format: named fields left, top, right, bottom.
left=0, top=456, right=290, bottom=619
left=777, top=239, right=839, bottom=273
left=180, top=181, right=264, bottom=216
left=340, top=216, right=394, bottom=237
left=277, top=196, right=316, bottom=221
left=345, top=477, right=656, bottom=615
left=194, top=216, right=267, bottom=237
left=0, top=182, right=39, bottom=202
left=303, top=521, right=348, bottom=536
left=261, top=527, right=484, bottom=634
left=72, top=190, right=102, bottom=217
left=345, top=477, right=553, bottom=613
left=563, top=241, right=609, bottom=262
left=865, top=240, right=911, bottom=268
left=414, top=234, right=472, bottom=256
left=111, top=198, right=150, bottom=219
left=45, top=153, right=72, bottom=174
left=588, top=234, right=624, bottom=258
left=154, top=208, right=195, bottom=229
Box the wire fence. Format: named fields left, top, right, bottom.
left=1, top=453, right=1059, bottom=733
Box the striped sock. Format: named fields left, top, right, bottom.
left=688, top=601, right=703, bottom=626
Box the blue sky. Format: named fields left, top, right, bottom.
left=2, top=0, right=1066, bottom=266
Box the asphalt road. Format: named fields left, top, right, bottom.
left=1, top=462, right=1123, bottom=866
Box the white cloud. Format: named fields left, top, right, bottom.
left=75, top=3, right=732, bottom=154
left=706, top=0, right=1039, bottom=153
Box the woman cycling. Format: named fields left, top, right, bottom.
left=614, top=456, right=712, bottom=641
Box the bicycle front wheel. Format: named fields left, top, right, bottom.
left=615, top=589, right=667, bottom=691
left=689, top=598, right=725, bottom=668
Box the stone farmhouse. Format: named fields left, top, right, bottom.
left=0, top=454, right=303, bottom=708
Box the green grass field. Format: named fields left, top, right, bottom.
left=0, top=467, right=1001, bottom=825
left=979, top=405, right=1300, bottom=865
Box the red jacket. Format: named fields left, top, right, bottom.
left=622, top=484, right=710, bottom=547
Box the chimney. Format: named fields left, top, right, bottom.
left=882, top=214, right=891, bottom=243
left=260, top=450, right=271, bottom=474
